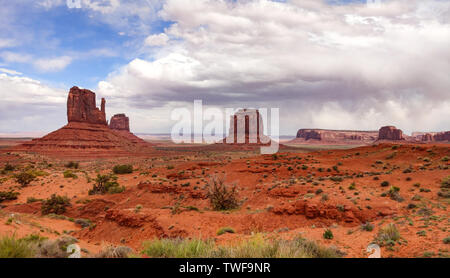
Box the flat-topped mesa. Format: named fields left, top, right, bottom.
left=296, top=129, right=378, bottom=142
left=67, top=86, right=106, bottom=125
left=109, top=114, right=130, bottom=132
left=378, top=126, right=404, bottom=141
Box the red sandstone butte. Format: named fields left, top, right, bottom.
left=378, top=126, right=404, bottom=141
left=222, top=109, right=271, bottom=145
left=109, top=114, right=130, bottom=132
left=434, top=131, right=450, bottom=142
left=11, top=87, right=153, bottom=157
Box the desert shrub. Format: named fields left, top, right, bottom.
left=442, top=156, right=449, bottom=162
left=380, top=181, right=390, bottom=187
left=35, top=236, right=78, bottom=258
left=217, top=227, right=235, bottom=236
left=41, top=194, right=71, bottom=215
left=14, top=172, right=36, bottom=187
left=95, top=246, right=133, bottom=258
left=65, top=161, right=79, bottom=169
left=0, top=191, right=20, bottom=203
left=26, top=197, right=41, bottom=203
left=441, top=176, right=450, bottom=189
left=0, top=235, right=35, bottom=258
left=3, top=163, right=15, bottom=172
left=443, top=237, right=450, bottom=244
left=63, top=170, right=77, bottom=179
left=361, top=222, right=374, bottom=232
left=205, top=175, right=239, bottom=211
left=141, top=235, right=342, bottom=258
left=374, top=224, right=400, bottom=246
left=89, top=174, right=125, bottom=195
left=323, top=229, right=334, bottom=239
left=113, top=164, right=133, bottom=174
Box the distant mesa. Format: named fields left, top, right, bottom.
left=293, top=129, right=378, bottom=145
left=11, top=86, right=153, bottom=157
left=222, top=109, right=271, bottom=145
left=377, top=126, right=404, bottom=141
left=109, top=114, right=130, bottom=132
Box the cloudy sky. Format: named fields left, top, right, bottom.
left=0, top=0, right=449, bottom=136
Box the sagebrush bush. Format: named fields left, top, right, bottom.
left=63, top=170, right=78, bottom=179
left=0, top=191, right=20, bottom=203
left=206, top=175, right=239, bottom=211
left=14, top=172, right=36, bottom=187
left=217, top=227, right=235, bottom=236
left=374, top=223, right=400, bottom=246
left=3, top=163, right=15, bottom=171
left=65, top=161, right=79, bottom=169
left=95, top=246, right=133, bottom=258
left=89, top=174, right=125, bottom=195
left=323, top=229, right=334, bottom=239
left=113, top=164, right=133, bottom=174
left=41, top=194, right=71, bottom=215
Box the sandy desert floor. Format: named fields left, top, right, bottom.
left=0, top=141, right=449, bottom=258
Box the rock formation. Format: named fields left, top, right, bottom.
left=67, top=86, right=106, bottom=125
left=378, top=126, right=404, bottom=141
left=293, top=129, right=378, bottom=145
left=12, top=87, right=153, bottom=157
left=223, top=109, right=271, bottom=144
left=109, top=114, right=130, bottom=132
left=434, top=131, right=450, bottom=142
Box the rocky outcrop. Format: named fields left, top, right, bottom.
left=67, top=86, right=106, bottom=125
left=293, top=129, right=378, bottom=145
left=109, top=114, right=130, bottom=132
left=378, top=126, right=404, bottom=141
left=434, top=131, right=450, bottom=142
left=12, top=86, right=153, bottom=157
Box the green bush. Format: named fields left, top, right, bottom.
left=361, top=222, right=374, bottom=232
left=41, top=194, right=71, bottom=215
left=65, top=161, right=79, bottom=169
left=380, top=181, right=390, bottom=187
left=113, top=164, right=133, bottom=174
left=63, top=170, right=77, bottom=179
left=0, top=191, right=20, bottom=203
left=3, top=163, right=15, bottom=172
left=14, top=172, right=36, bottom=187
left=217, top=227, right=235, bottom=236
left=89, top=174, right=125, bottom=195
left=206, top=175, right=239, bottom=211
left=323, top=229, right=334, bottom=240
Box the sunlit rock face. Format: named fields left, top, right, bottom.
left=67, top=86, right=106, bottom=125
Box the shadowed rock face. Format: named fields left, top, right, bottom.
left=378, top=126, right=404, bottom=140
left=67, top=86, right=106, bottom=125
left=109, top=114, right=130, bottom=132
left=434, top=131, right=450, bottom=142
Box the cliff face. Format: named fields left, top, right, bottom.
left=378, top=126, right=404, bottom=141
left=67, top=86, right=106, bottom=125
left=434, top=131, right=450, bottom=142
left=109, top=114, right=130, bottom=132
left=294, top=129, right=378, bottom=144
